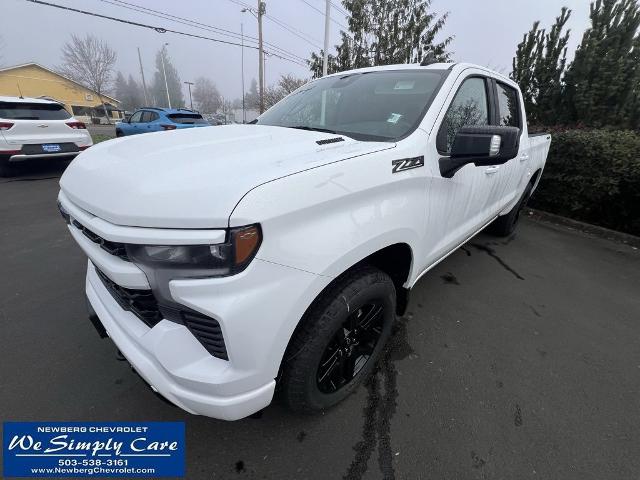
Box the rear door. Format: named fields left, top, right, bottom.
left=0, top=101, right=78, bottom=145
left=487, top=80, right=528, bottom=212
left=144, top=111, right=160, bottom=132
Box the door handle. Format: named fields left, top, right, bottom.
left=484, top=166, right=500, bottom=175
left=520, top=153, right=529, bottom=162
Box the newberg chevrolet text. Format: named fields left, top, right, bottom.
left=58, top=63, right=551, bottom=420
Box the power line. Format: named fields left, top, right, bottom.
left=23, top=0, right=308, bottom=67
left=264, top=14, right=323, bottom=50
left=298, top=0, right=348, bottom=30
left=98, top=0, right=307, bottom=63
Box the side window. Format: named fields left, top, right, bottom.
left=140, top=111, right=153, bottom=123
left=437, top=77, right=489, bottom=154
left=129, top=111, right=143, bottom=123
left=496, top=82, right=520, bottom=128
left=148, top=112, right=159, bottom=122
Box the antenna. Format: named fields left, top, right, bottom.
left=16, top=83, right=24, bottom=99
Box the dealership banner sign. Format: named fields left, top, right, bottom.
left=3, top=422, right=185, bottom=477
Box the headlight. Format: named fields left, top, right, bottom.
left=127, top=224, right=262, bottom=278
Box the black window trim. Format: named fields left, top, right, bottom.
left=436, top=74, right=493, bottom=155
left=493, top=79, right=523, bottom=131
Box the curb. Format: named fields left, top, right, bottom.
left=524, top=208, right=640, bottom=249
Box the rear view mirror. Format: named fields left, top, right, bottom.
left=439, top=126, right=520, bottom=178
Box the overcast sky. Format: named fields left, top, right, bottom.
left=2, top=0, right=592, bottom=101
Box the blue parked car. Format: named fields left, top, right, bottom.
left=115, top=108, right=210, bottom=137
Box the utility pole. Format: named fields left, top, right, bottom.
left=322, top=0, right=330, bottom=76
left=137, top=47, right=149, bottom=106
left=241, top=22, right=246, bottom=123
left=184, top=81, right=194, bottom=110
left=257, top=0, right=266, bottom=113
left=161, top=43, right=171, bottom=108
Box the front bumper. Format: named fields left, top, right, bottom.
left=85, top=255, right=327, bottom=420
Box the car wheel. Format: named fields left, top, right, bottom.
left=487, top=181, right=534, bottom=237
left=0, top=157, right=16, bottom=178
left=115, top=129, right=123, bottom=137
left=279, top=266, right=396, bottom=414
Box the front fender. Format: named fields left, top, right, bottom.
left=229, top=141, right=427, bottom=283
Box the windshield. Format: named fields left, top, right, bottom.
left=255, top=70, right=447, bottom=141
left=0, top=102, right=71, bottom=120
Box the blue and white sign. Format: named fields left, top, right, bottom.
left=42, top=144, right=62, bottom=153
left=3, top=422, right=185, bottom=478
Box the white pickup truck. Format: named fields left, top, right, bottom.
left=58, top=63, right=551, bottom=420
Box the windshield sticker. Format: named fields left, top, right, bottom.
left=393, top=80, right=415, bottom=90
left=387, top=113, right=403, bottom=124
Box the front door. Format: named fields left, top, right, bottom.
left=424, top=74, right=499, bottom=264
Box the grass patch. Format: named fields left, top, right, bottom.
left=91, top=134, right=115, bottom=144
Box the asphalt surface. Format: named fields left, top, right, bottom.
left=1, top=163, right=640, bottom=480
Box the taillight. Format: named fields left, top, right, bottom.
left=0, top=122, right=14, bottom=130
left=66, top=121, right=87, bottom=130
left=161, top=124, right=177, bottom=130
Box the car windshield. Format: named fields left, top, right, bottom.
left=0, top=102, right=71, bottom=120
left=168, top=113, right=208, bottom=124
left=255, top=70, right=447, bottom=141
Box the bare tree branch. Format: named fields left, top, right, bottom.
left=58, top=34, right=117, bottom=124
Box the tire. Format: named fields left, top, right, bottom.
left=487, top=181, right=534, bottom=237
left=0, top=157, right=16, bottom=178
left=115, top=129, right=123, bottom=138
left=279, top=266, right=396, bottom=414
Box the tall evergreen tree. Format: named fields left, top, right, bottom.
left=151, top=48, right=184, bottom=108
left=562, top=0, right=640, bottom=128
left=512, top=7, right=572, bottom=125
left=114, top=72, right=144, bottom=111
left=309, top=0, right=452, bottom=77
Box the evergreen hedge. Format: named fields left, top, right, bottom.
left=530, top=129, right=640, bottom=236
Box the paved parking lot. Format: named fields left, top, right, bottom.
left=1, top=163, right=640, bottom=480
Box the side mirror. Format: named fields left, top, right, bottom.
left=439, top=126, right=520, bottom=178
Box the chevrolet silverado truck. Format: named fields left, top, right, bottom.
left=58, top=62, right=551, bottom=420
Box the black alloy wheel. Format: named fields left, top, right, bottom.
left=316, top=302, right=384, bottom=394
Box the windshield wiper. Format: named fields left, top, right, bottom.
left=287, top=125, right=341, bottom=135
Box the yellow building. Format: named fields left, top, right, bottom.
left=0, top=63, right=123, bottom=122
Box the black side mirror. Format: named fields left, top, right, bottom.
left=439, top=126, right=520, bottom=178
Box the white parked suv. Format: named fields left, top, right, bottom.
left=0, top=96, right=93, bottom=176
left=58, top=63, right=551, bottom=420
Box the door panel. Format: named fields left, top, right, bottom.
left=489, top=81, right=527, bottom=213
left=424, top=74, right=498, bottom=264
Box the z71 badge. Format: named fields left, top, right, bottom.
left=392, top=156, right=424, bottom=173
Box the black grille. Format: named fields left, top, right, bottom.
left=181, top=311, right=228, bottom=360
left=22, top=143, right=79, bottom=155
left=73, top=220, right=129, bottom=261
left=95, top=268, right=229, bottom=360
left=95, top=268, right=162, bottom=328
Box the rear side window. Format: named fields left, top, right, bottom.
left=0, top=102, right=71, bottom=120
left=437, top=77, right=489, bottom=153
left=496, top=83, right=520, bottom=128
left=167, top=113, right=208, bottom=124
left=141, top=111, right=158, bottom=123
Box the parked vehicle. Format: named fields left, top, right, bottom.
left=0, top=96, right=92, bottom=176
left=115, top=107, right=210, bottom=137
left=58, top=63, right=551, bottom=420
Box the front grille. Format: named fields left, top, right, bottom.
left=95, top=268, right=229, bottom=361
left=72, top=220, right=129, bottom=261
left=95, top=268, right=162, bottom=328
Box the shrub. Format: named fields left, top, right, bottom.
left=530, top=129, right=640, bottom=236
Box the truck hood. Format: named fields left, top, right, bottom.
left=60, top=124, right=394, bottom=228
